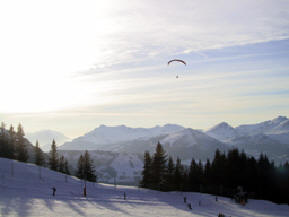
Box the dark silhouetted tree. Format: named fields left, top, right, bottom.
left=35, top=140, right=45, bottom=166
left=16, top=123, right=28, bottom=162
left=140, top=151, right=152, bottom=188
left=49, top=139, right=58, bottom=171
left=151, top=141, right=167, bottom=190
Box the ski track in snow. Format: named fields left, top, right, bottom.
left=0, top=158, right=289, bottom=217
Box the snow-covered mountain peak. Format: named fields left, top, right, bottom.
left=160, top=128, right=223, bottom=148
left=206, top=122, right=237, bottom=142
left=210, top=122, right=232, bottom=130
left=272, top=115, right=288, bottom=123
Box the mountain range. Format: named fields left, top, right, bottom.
left=58, top=116, right=289, bottom=160
left=26, top=116, right=289, bottom=184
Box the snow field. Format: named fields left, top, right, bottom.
left=0, top=158, right=288, bottom=217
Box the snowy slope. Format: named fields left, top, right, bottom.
left=1, top=157, right=289, bottom=217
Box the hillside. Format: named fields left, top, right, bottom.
left=0, top=157, right=288, bottom=217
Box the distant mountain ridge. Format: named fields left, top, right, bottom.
left=59, top=116, right=289, bottom=152
left=55, top=116, right=289, bottom=183
left=26, top=130, right=70, bottom=152
left=236, top=115, right=289, bottom=135
left=59, top=124, right=184, bottom=150
left=207, top=115, right=289, bottom=141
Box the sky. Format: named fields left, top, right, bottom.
left=1, top=0, right=289, bottom=138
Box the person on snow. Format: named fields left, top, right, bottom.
left=52, top=187, right=56, bottom=197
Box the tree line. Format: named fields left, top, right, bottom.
left=0, top=122, right=70, bottom=175
left=0, top=122, right=28, bottom=162
left=0, top=122, right=97, bottom=182
left=140, top=142, right=289, bottom=204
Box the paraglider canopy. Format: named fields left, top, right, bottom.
left=167, top=59, right=186, bottom=66
left=167, top=59, right=186, bottom=78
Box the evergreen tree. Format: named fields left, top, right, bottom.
left=77, top=151, right=96, bottom=182
left=211, top=149, right=227, bottom=187
left=189, top=158, right=198, bottom=191
left=204, top=159, right=211, bottom=185
left=140, top=151, right=152, bottom=188
left=174, top=157, right=184, bottom=191
left=151, top=141, right=167, bottom=190
left=35, top=140, right=45, bottom=166
left=49, top=139, right=58, bottom=171
left=8, top=125, right=16, bottom=159
left=15, top=123, right=28, bottom=162
left=77, top=154, right=84, bottom=179
left=0, top=122, right=10, bottom=158
left=83, top=151, right=96, bottom=182
left=139, top=145, right=289, bottom=203
left=166, top=156, right=175, bottom=190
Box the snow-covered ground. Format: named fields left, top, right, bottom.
left=0, top=158, right=288, bottom=217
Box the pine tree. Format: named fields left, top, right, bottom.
left=35, top=140, right=45, bottom=166
left=83, top=151, right=96, bottom=182
left=174, top=157, right=184, bottom=191
left=189, top=158, right=197, bottom=191
left=16, top=123, right=28, bottom=162
left=140, top=151, right=152, bottom=188
left=166, top=156, right=175, bottom=190
left=0, top=122, right=10, bottom=158
left=77, top=151, right=96, bottom=182
left=49, top=139, right=58, bottom=171
left=77, top=154, right=84, bottom=179
left=151, top=141, right=167, bottom=190
left=8, top=125, right=16, bottom=159
left=204, top=159, right=211, bottom=185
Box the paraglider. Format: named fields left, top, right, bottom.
left=167, top=59, right=186, bottom=78
left=167, top=59, right=186, bottom=66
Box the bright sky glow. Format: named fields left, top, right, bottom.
left=1, top=0, right=289, bottom=137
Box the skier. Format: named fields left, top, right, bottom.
left=184, top=196, right=187, bottom=203
left=124, top=192, right=126, bottom=200
left=52, top=187, right=56, bottom=197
